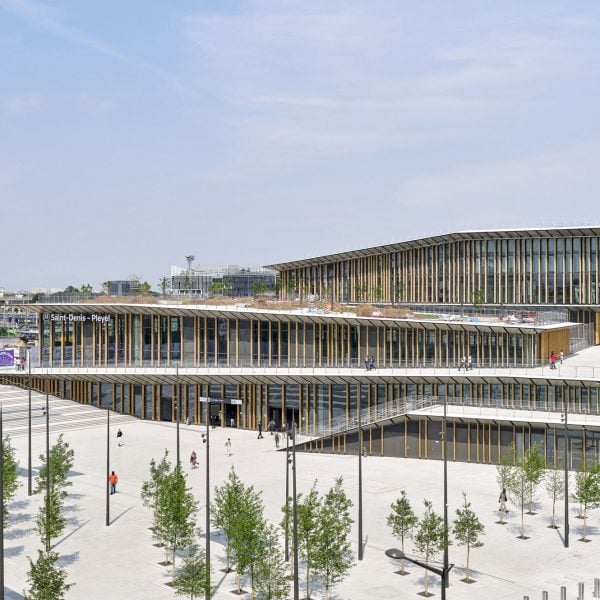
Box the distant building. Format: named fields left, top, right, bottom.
left=103, top=280, right=142, bottom=296
left=169, top=264, right=278, bottom=297
left=0, top=291, right=35, bottom=328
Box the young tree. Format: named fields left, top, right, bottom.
left=452, top=492, right=485, bottom=583
left=141, top=450, right=172, bottom=534
left=413, top=500, right=449, bottom=597
left=139, top=281, right=152, bottom=295
left=212, top=467, right=246, bottom=573
left=507, top=454, right=529, bottom=539
left=173, top=543, right=211, bottom=600
left=572, top=463, right=600, bottom=542
left=295, top=483, right=322, bottom=598
left=155, top=465, right=198, bottom=576
left=34, top=434, right=75, bottom=497
left=495, top=449, right=515, bottom=525
left=254, top=522, right=290, bottom=600
left=24, top=549, right=73, bottom=600
left=2, top=434, right=21, bottom=522
left=79, top=283, right=93, bottom=295
left=34, top=434, right=75, bottom=552
left=523, top=442, right=545, bottom=514
left=313, top=477, right=354, bottom=600
left=228, top=483, right=264, bottom=595
left=544, top=462, right=565, bottom=529
left=387, top=490, right=418, bottom=575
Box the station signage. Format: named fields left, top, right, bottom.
left=43, top=313, right=112, bottom=324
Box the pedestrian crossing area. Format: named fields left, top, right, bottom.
left=0, top=383, right=136, bottom=438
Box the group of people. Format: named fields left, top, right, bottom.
left=549, top=350, right=564, bottom=370
left=459, top=355, right=473, bottom=371
left=364, top=355, right=376, bottom=371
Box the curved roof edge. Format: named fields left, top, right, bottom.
left=265, top=226, right=600, bottom=271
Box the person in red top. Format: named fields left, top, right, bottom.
left=109, top=471, right=119, bottom=494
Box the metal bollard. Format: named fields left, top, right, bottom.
left=561, top=587, right=567, bottom=600
left=594, top=578, right=600, bottom=598
left=579, top=582, right=585, bottom=600
left=542, top=592, right=548, bottom=600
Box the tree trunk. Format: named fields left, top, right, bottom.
left=172, top=547, right=176, bottom=578
left=583, top=506, right=587, bottom=541
left=551, top=496, right=556, bottom=528
left=306, top=565, right=310, bottom=598
left=520, top=504, right=525, bottom=538
left=466, top=544, right=471, bottom=581
left=401, top=538, right=405, bottom=575
left=528, top=488, right=533, bottom=514
left=237, top=572, right=241, bottom=594
left=424, top=566, right=429, bottom=595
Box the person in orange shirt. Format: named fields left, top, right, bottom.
left=109, top=471, right=119, bottom=495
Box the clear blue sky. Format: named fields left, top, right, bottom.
left=1, top=0, right=599, bottom=291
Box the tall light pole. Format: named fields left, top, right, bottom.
left=1, top=405, right=5, bottom=600
left=292, top=430, right=299, bottom=600
left=45, top=393, right=50, bottom=551
left=285, top=428, right=290, bottom=562
left=176, top=364, right=180, bottom=467
left=442, top=397, right=449, bottom=599
left=106, top=407, right=110, bottom=526
left=185, top=255, right=195, bottom=295
left=562, top=403, right=569, bottom=548
left=358, top=389, right=363, bottom=561
left=202, top=399, right=213, bottom=600
left=28, top=347, right=32, bottom=496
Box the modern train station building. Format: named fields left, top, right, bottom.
left=2, top=227, right=600, bottom=468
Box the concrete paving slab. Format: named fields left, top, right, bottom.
left=1, top=384, right=599, bottom=599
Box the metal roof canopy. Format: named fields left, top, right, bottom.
left=265, top=226, right=600, bottom=270
left=26, top=303, right=568, bottom=333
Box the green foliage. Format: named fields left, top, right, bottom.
left=252, top=281, right=269, bottom=298
left=572, top=462, right=600, bottom=541
left=173, top=543, right=211, bottom=599
left=506, top=450, right=529, bottom=539
left=452, top=493, right=484, bottom=581
left=62, top=285, right=79, bottom=295
left=313, top=477, right=354, bottom=599
left=523, top=441, right=546, bottom=513
left=414, top=500, right=448, bottom=596
left=155, top=465, right=198, bottom=575
left=34, top=434, right=75, bottom=499
left=496, top=447, right=516, bottom=524
left=295, top=482, right=322, bottom=598
left=35, top=491, right=67, bottom=553
left=141, top=450, right=172, bottom=531
left=544, top=462, right=565, bottom=528
left=2, top=434, right=21, bottom=522
left=472, top=289, right=485, bottom=308
left=212, top=467, right=246, bottom=570
left=139, top=281, right=151, bottom=295
left=34, top=435, right=75, bottom=552
left=79, top=284, right=93, bottom=295
left=387, top=490, right=418, bottom=574
left=254, top=523, right=290, bottom=600
left=159, top=277, right=170, bottom=296
left=24, top=549, right=73, bottom=600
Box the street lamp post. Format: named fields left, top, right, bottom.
left=562, top=403, right=569, bottom=548
left=443, top=397, right=449, bottom=592
left=291, top=429, right=299, bottom=600
left=176, top=364, right=180, bottom=467
left=28, top=348, right=32, bottom=496
left=285, top=428, right=290, bottom=562
left=1, top=405, right=5, bottom=600
left=358, top=389, right=363, bottom=561
left=45, top=393, right=50, bottom=550
left=201, top=395, right=242, bottom=600
left=106, top=407, right=110, bottom=527
left=385, top=548, right=454, bottom=594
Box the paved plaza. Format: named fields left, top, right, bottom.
left=1, top=384, right=599, bottom=600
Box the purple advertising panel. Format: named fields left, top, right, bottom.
left=0, top=349, right=15, bottom=367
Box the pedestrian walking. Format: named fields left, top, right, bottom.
left=550, top=351, right=557, bottom=370
left=467, top=355, right=472, bottom=371
left=257, top=422, right=264, bottom=439
left=559, top=349, right=564, bottom=364
left=190, top=450, right=198, bottom=469
left=269, top=420, right=275, bottom=435
left=498, top=488, right=508, bottom=513
left=225, top=438, right=232, bottom=457
left=364, top=357, right=369, bottom=371
left=230, top=416, right=235, bottom=428
left=275, top=431, right=281, bottom=449
left=117, top=429, right=123, bottom=446
left=109, top=471, right=119, bottom=495
left=460, top=356, right=466, bottom=371
left=368, top=355, right=375, bottom=370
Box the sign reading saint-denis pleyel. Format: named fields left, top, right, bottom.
left=43, top=313, right=112, bottom=324
left=199, top=396, right=243, bottom=405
